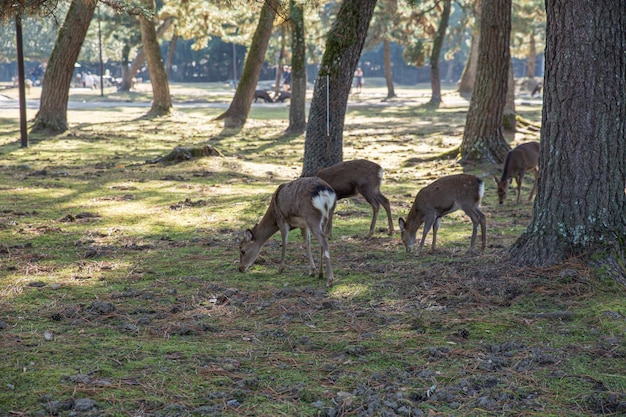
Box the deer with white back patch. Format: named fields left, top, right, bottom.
left=239, top=177, right=337, bottom=287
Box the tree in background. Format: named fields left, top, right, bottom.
left=426, top=0, right=451, bottom=108
left=214, top=0, right=279, bottom=128
left=31, top=0, right=96, bottom=134
left=366, top=0, right=402, bottom=100
left=138, top=0, right=172, bottom=117
left=301, top=0, right=377, bottom=177
left=457, top=0, right=480, bottom=98
left=458, top=0, right=511, bottom=163
left=286, top=0, right=306, bottom=134
left=510, top=0, right=626, bottom=283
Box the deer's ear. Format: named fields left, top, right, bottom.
left=398, top=218, right=406, bottom=230
left=493, top=176, right=499, bottom=184
left=244, top=229, right=254, bottom=240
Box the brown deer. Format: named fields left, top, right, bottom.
left=316, top=159, right=394, bottom=238
left=398, top=174, right=486, bottom=253
left=494, top=141, right=539, bottom=204
left=239, top=177, right=337, bottom=287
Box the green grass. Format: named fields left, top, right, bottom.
left=0, top=83, right=624, bottom=416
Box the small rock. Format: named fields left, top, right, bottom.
left=226, top=399, right=241, bottom=408
left=74, top=398, right=97, bottom=411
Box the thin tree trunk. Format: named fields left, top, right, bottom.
left=301, top=0, right=377, bottom=177
left=274, top=24, right=286, bottom=97
left=120, top=17, right=174, bottom=92
left=139, top=0, right=172, bottom=116
left=458, top=0, right=481, bottom=99
left=503, top=57, right=516, bottom=131
left=286, top=0, right=306, bottom=134
left=510, top=0, right=626, bottom=282
left=427, top=0, right=451, bottom=108
left=166, top=32, right=178, bottom=80
left=459, top=0, right=511, bottom=164
left=527, top=32, right=536, bottom=79
left=215, top=0, right=278, bottom=128
left=31, top=0, right=96, bottom=134
left=383, top=39, right=396, bottom=100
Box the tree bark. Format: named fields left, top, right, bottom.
left=301, top=0, right=377, bottom=177
left=510, top=0, right=626, bottom=281
left=139, top=3, right=173, bottom=116
left=458, top=0, right=480, bottom=98
left=459, top=0, right=511, bottom=164
left=427, top=0, right=451, bottom=108
left=383, top=39, right=396, bottom=100
left=215, top=0, right=278, bottom=128
left=286, top=0, right=306, bottom=134
left=31, top=0, right=96, bottom=134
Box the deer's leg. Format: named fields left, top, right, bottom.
left=516, top=173, right=525, bottom=204
left=278, top=224, right=290, bottom=273
left=310, top=225, right=333, bottom=286
left=465, top=207, right=487, bottom=252
left=420, top=215, right=436, bottom=252
left=360, top=189, right=380, bottom=238
left=300, top=227, right=316, bottom=277
left=431, top=217, right=443, bottom=252
left=377, top=193, right=394, bottom=236
left=529, top=167, right=539, bottom=201
left=478, top=208, right=487, bottom=251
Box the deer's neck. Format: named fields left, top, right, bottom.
left=253, top=207, right=280, bottom=244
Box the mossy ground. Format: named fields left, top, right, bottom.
left=0, top=82, right=624, bottom=416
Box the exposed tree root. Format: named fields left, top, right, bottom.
left=146, top=145, right=222, bottom=164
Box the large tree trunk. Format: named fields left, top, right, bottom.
left=286, top=0, right=306, bottom=134
left=215, top=0, right=278, bottom=128
left=458, top=0, right=481, bottom=98
left=301, top=0, right=377, bottom=177
left=383, top=39, right=396, bottom=100
left=510, top=0, right=626, bottom=283
left=459, top=0, right=511, bottom=164
left=31, top=0, right=96, bottom=134
left=427, top=0, right=451, bottom=108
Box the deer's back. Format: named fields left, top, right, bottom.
left=272, top=177, right=335, bottom=226
left=316, top=159, right=382, bottom=199
left=506, top=142, right=539, bottom=174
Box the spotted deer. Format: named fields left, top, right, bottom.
left=316, top=159, right=394, bottom=238
left=238, top=177, right=337, bottom=287
left=494, top=141, right=540, bottom=204
left=398, top=174, right=486, bottom=253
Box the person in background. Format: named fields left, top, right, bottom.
left=282, top=65, right=291, bottom=92
left=354, top=67, right=363, bottom=93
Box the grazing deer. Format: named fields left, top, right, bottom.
left=494, top=141, right=539, bottom=204
left=239, top=177, right=337, bottom=287
left=254, top=90, right=274, bottom=103
left=398, top=174, right=486, bottom=253
left=316, top=159, right=394, bottom=238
